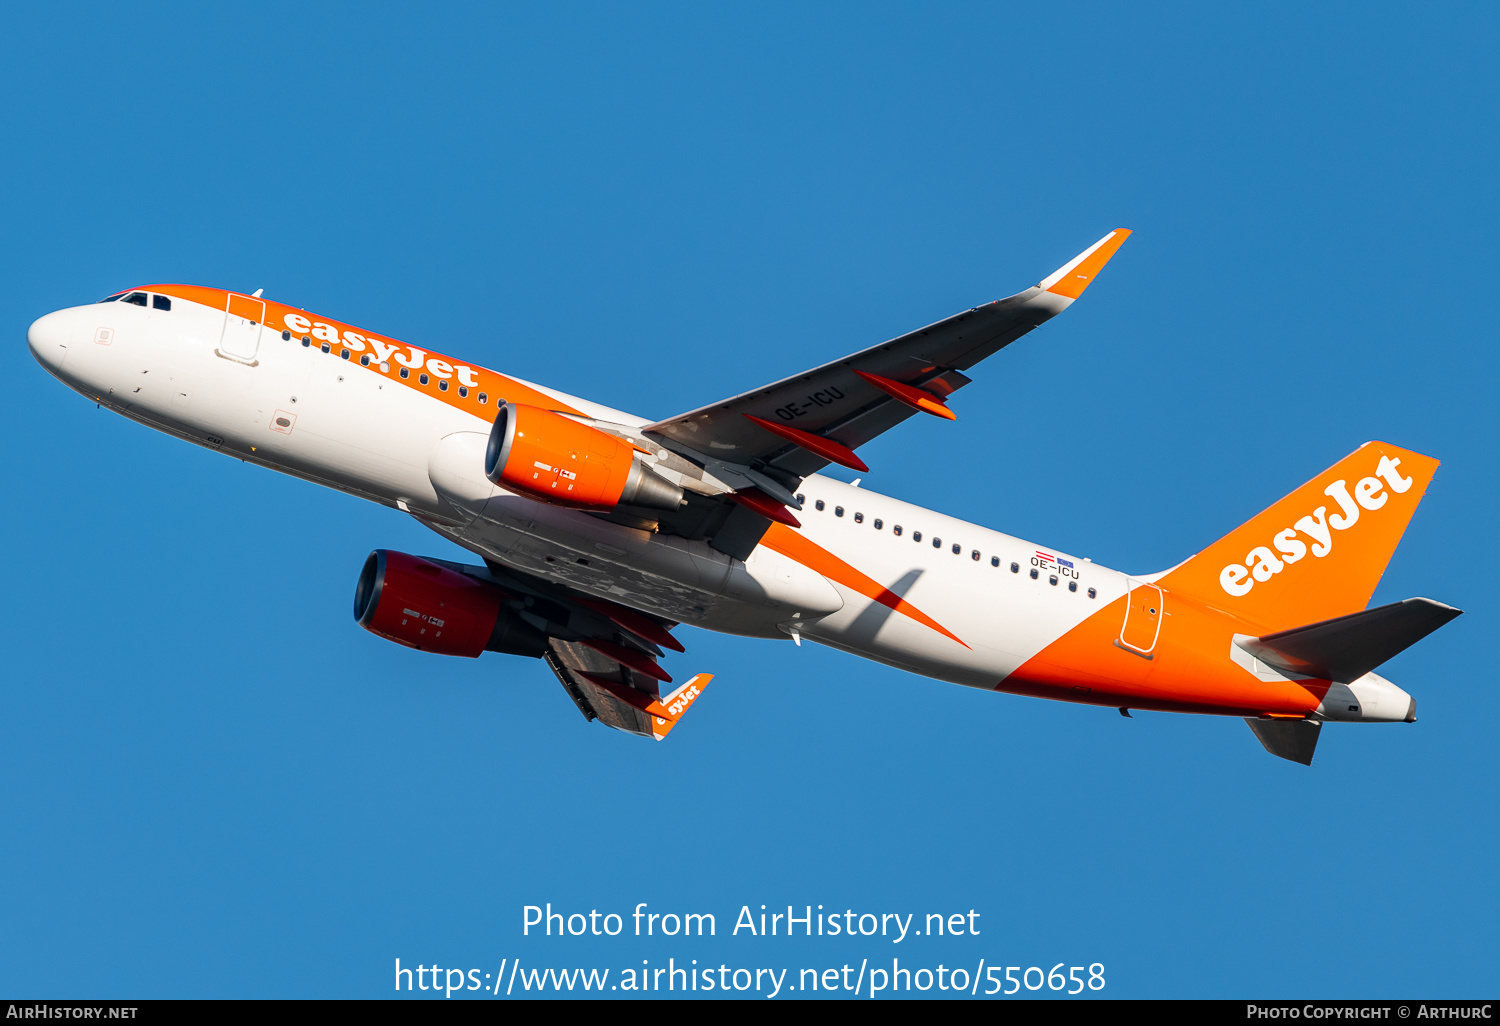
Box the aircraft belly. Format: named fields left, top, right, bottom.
left=420, top=429, right=844, bottom=634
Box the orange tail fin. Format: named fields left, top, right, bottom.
left=1158, top=442, right=1440, bottom=632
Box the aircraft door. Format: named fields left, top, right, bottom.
left=1119, top=579, right=1163, bottom=656
left=218, top=292, right=264, bottom=363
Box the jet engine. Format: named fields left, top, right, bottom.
left=353, top=549, right=548, bottom=658
left=484, top=402, right=683, bottom=511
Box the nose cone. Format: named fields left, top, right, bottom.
left=27, top=310, right=71, bottom=375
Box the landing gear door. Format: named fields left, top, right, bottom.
left=1119, top=579, right=1163, bottom=657
left=218, top=292, right=264, bottom=363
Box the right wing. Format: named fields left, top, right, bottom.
left=545, top=638, right=711, bottom=741
left=465, top=558, right=713, bottom=741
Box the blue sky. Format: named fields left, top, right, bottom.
left=2, top=1, right=1496, bottom=998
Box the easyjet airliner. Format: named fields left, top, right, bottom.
left=27, top=231, right=1459, bottom=763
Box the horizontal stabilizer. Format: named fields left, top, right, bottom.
left=1245, top=717, right=1321, bottom=766
left=1238, top=597, right=1461, bottom=684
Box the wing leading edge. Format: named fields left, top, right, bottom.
left=643, top=229, right=1131, bottom=478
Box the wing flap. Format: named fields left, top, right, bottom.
left=544, top=638, right=660, bottom=738
left=542, top=638, right=712, bottom=740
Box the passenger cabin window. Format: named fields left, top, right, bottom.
left=971, top=550, right=980, bottom=561
left=458, top=386, right=468, bottom=397
left=360, top=354, right=370, bottom=366
left=913, top=531, right=922, bottom=543
left=1068, top=581, right=1078, bottom=592
left=932, top=537, right=942, bottom=548
left=1087, top=587, right=1097, bottom=599
left=796, top=494, right=805, bottom=505
left=1049, top=575, right=1058, bottom=586
left=439, top=380, right=449, bottom=391
left=301, top=336, right=311, bottom=347
left=834, top=506, right=844, bottom=517
left=1030, top=568, right=1039, bottom=579
left=123, top=292, right=147, bottom=306
left=853, top=512, right=863, bottom=524
left=991, top=556, right=1000, bottom=567
left=873, top=519, right=883, bottom=530
left=341, top=348, right=350, bottom=360
left=400, top=368, right=409, bottom=379
left=282, top=330, right=291, bottom=341
left=1011, top=562, right=1020, bottom=573
left=815, top=500, right=825, bottom=511
left=419, top=373, right=430, bottom=385
left=320, top=342, right=331, bottom=353
left=952, top=543, right=961, bottom=555
left=478, top=392, right=488, bottom=404
left=893, top=525, right=902, bottom=536
left=152, top=295, right=171, bottom=311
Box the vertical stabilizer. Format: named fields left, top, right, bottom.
left=1158, top=442, right=1439, bottom=632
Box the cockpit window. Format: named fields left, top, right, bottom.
left=99, top=293, right=122, bottom=303
left=152, top=295, right=171, bottom=311
left=122, top=292, right=148, bottom=306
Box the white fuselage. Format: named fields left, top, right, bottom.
left=27, top=289, right=1417, bottom=728
left=28, top=293, right=1113, bottom=689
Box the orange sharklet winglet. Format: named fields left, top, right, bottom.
left=1040, top=228, right=1132, bottom=300
left=743, top=414, right=870, bottom=472
left=586, top=672, right=713, bottom=740
left=646, top=674, right=712, bottom=740
left=852, top=370, right=957, bottom=420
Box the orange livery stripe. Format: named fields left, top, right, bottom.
left=147, top=284, right=583, bottom=420
left=760, top=523, right=969, bottom=649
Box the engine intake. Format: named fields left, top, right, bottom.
left=353, top=549, right=547, bottom=658
left=484, top=402, right=683, bottom=511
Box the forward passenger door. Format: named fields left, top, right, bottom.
left=218, top=292, right=263, bottom=363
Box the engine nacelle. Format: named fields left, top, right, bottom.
left=353, top=550, right=548, bottom=658
left=484, top=402, right=683, bottom=511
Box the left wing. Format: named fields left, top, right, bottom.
left=475, top=232, right=1130, bottom=562
left=643, top=229, right=1130, bottom=479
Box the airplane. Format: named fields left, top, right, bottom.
left=26, top=230, right=1460, bottom=764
